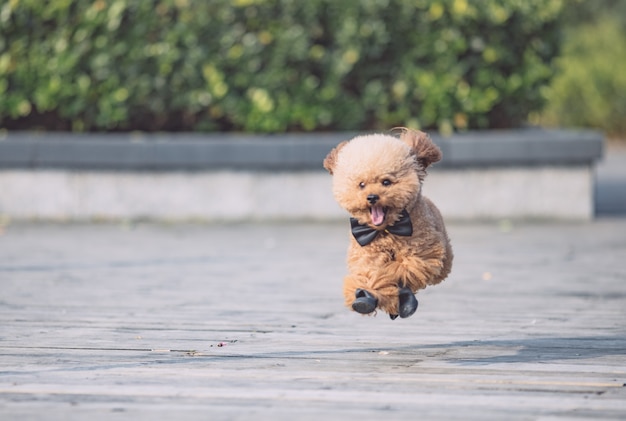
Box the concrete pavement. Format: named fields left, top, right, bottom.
left=0, top=218, right=625, bottom=420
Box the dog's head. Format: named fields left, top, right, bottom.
left=323, top=129, right=441, bottom=229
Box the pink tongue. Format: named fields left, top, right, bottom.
left=371, top=205, right=385, bottom=226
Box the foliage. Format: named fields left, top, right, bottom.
left=537, top=0, right=626, bottom=137
left=0, top=0, right=562, bottom=133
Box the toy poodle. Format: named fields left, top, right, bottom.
left=323, top=128, right=453, bottom=319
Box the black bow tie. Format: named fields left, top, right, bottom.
left=350, top=209, right=413, bottom=246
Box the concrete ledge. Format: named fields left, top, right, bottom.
left=0, top=129, right=604, bottom=221
left=0, top=128, right=602, bottom=170
left=0, top=132, right=353, bottom=171
left=0, top=170, right=342, bottom=221
left=426, top=166, right=593, bottom=220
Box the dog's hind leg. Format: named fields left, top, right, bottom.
left=373, top=283, right=418, bottom=320
left=398, top=287, right=418, bottom=318
left=344, top=274, right=378, bottom=314
left=352, top=288, right=377, bottom=314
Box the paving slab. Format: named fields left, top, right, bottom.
left=0, top=219, right=625, bottom=420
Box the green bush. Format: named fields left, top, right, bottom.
left=537, top=1, right=626, bottom=137
left=0, top=0, right=562, bottom=133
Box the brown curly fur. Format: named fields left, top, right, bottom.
left=324, top=129, right=453, bottom=316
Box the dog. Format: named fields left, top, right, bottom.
left=323, top=128, right=453, bottom=319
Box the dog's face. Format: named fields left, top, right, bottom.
left=324, top=130, right=441, bottom=230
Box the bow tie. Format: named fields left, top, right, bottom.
left=350, top=209, right=413, bottom=247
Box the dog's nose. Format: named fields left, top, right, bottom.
left=367, top=194, right=379, bottom=205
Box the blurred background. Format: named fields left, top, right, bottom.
left=0, top=0, right=623, bottom=139
left=0, top=0, right=624, bottom=220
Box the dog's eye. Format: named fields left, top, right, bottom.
left=382, top=179, right=392, bottom=186
left=359, top=182, right=366, bottom=189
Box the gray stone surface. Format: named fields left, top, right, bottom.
left=0, top=129, right=603, bottom=170
left=596, top=143, right=626, bottom=215
left=0, top=163, right=601, bottom=221
left=0, top=132, right=349, bottom=171
left=436, top=128, right=603, bottom=167
left=0, top=219, right=625, bottom=420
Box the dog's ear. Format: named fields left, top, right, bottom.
left=398, top=128, right=442, bottom=169
left=323, top=140, right=348, bottom=175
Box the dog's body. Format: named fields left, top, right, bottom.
left=324, top=129, right=453, bottom=319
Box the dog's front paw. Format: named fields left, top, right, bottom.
left=352, top=288, right=378, bottom=314
left=398, top=287, right=418, bottom=318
